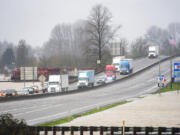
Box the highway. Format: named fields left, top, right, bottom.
left=0, top=56, right=167, bottom=91
left=70, top=55, right=168, bottom=90
left=0, top=56, right=178, bottom=125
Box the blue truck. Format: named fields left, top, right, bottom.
left=120, top=59, right=133, bottom=75
left=77, top=70, right=95, bottom=88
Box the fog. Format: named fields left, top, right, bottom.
left=0, top=0, right=180, bottom=46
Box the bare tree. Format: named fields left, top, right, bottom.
left=86, top=4, right=120, bottom=64
left=130, top=37, right=148, bottom=58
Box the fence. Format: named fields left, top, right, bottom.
left=29, top=126, right=180, bottom=135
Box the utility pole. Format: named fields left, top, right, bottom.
left=24, top=67, right=25, bottom=88
left=158, top=44, right=161, bottom=76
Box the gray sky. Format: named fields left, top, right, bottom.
left=0, top=0, right=180, bottom=46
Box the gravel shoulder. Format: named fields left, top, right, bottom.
left=61, top=91, right=180, bottom=127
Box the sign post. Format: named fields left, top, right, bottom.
left=174, top=63, right=180, bottom=82
left=158, top=74, right=166, bottom=87
left=38, top=75, right=46, bottom=92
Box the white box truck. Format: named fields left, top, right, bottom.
left=77, top=70, right=95, bottom=88
left=112, top=56, right=125, bottom=71
left=48, top=74, right=69, bottom=93
left=148, top=46, right=159, bottom=58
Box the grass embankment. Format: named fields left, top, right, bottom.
left=40, top=101, right=130, bottom=126
left=154, top=82, right=180, bottom=94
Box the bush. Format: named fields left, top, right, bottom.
left=0, top=113, right=37, bottom=135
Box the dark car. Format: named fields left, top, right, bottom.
left=5, top=89, right=17, bottom=97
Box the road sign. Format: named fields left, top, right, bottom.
left=38, top=75, right=46, bottom=82
left=158, top=74, right=166, bottom=87
left=174, top=63, right=180, bottom=82
left=38, top=75, right=46, bottom=90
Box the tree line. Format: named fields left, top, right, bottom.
left=0, top=4, right=180, bottom=73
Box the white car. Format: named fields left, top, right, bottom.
left=23, top=86, right=34, bottom=94
left=96, top=75, right=106, bottom=85
left=17, top=88, right=29, bottom=95
left=105, top=75, right=114, bottom=83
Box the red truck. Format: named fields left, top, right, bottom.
left=105, top=65, right=116, bottom=82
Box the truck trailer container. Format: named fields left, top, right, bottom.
left=148, top=45, right=159, bottom=58
left=48, top=74, right=69, bottom=93
left=77, top=70, right=95, bottom=88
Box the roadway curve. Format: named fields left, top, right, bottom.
left=0, top=56, right=178, bottom=125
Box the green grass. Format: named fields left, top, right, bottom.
left=154, top=82, right=180, bottom=94
left=39, top=101, right=131, bottom=126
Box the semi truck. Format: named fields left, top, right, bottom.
left=112, top=56, right=125, bottom=71
left=148, top=45, right=159, bottom=58
left=105, top=65, right=116, bottom=82
left=77, top=70, right=95, bottom=88
left=47, top=74, right=69, bottom=93
left=120, top=59, right=133, bottom=75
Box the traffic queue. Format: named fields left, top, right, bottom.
left=0, top=57, right=133, bottom=98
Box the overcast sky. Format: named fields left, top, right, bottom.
left=0, top=0, right=180, bottom=47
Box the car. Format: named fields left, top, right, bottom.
left=0, top=90, right=6, bottom=97
left=5, top=89, right=17, bottom=97
left=17, top=88, right=29, bottom=95
left=96, top=75, right=106, bottom=85
left=31, top=85, right=39, bottom=93
left=22, top=86, right=34, bottom=94
left=105, top=75, right=114, bottom=83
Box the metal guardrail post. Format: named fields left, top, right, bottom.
left=80, top=126, right=84, bottom=135
left=61, top=127, right=65, bottom=135
left=110, top=127, right=114, bottom=135
left=133, top=127, right=136, bottom=135
left=70, top=126, right=74, bottom=135
left=53, top=126, right=57, bottom=135
left=44, top=126, right=48, bottom=135
left=100, top=126, right=104, bottom=135
left=90, top=126, right=94, bottom=135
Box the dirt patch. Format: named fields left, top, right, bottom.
left=61, top=91, right=180, bottom=127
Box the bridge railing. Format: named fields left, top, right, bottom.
left=29, top=126, right=180, bottom=135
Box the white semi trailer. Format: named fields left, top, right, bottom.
left=48, top=74, right=69, bottom=93
left=148, top=46, right=159, bottom=58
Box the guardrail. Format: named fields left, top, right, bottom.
left=0, top=55, right=177, bottom=103
left=28, top=126, right=180, bottom=135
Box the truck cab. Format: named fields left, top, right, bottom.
left=120, top=60, right=133, bottom=75
left=105, top=65, right=116, bottom=82
left=48, top=74, right=69, bottom=93
left=77, top=70, right=94, bottom=88
left=48, top=75, right=61, bottom=93
left=148, top=46, right=159, bottom=58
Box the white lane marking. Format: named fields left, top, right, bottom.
left=144, top=85, right=157, bottom=92
left=129, top=83, right=145, bottom=89
left=27, top=111, right=67, bottom=123
left=14, top=103, right=63, bottom=116
left=0, top=104, right=46, bottom=114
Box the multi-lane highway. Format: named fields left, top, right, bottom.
left=0, top=56, right=168, bottom=91
left=0, top=56, right=178, bottom=125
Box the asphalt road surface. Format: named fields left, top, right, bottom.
left=0, top=56, right=177, bottom=125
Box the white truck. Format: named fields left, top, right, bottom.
left=148, top=46, right=159, bottom=58
left=77, top=70, right=95, bottom=88
left=48, top=74, right=69, bottom=93
left=112, top=56, right=125, bottom=71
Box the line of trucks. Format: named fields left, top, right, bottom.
left=47, top=46, right=159, bottom=91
